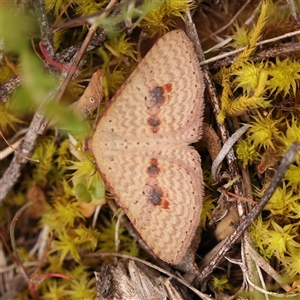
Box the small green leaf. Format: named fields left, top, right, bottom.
left=88, top=174, right=105, bottom=200
left=75, top=183, right=92, bottom=203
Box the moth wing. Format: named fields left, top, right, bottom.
left=97, top=29, right=204, bottom=143
left=91, top=29, right=205, bottom=264
left=93, top=147, right=203, bottom=265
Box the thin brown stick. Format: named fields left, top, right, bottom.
left=0, top=76, right=22, bottom=102
left=0, top=131, right=39, bottom=163
left=202, top=0, right=251, bottom=43
left=195, top=142, right=300, bottom=283
left=201, top=29, right=300, bottom=66
left=10, top=202, right=33, bottom=283
left=0, top=1, right=116, bottom=205
left=0, top=0, right=58, bottom=205
left=33, top=0, right=56, bottom=64
left=225, top=190, right=257, bottom=205
left=52, top=0, right=74, bottom=28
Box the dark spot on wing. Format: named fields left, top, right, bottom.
left=148, top=117, right=160, bottom=127
left=148, top=186, right=162, bottom=206
left=147, top=158, right=159, bottom=176
left=147, top=117, right=160, bottom=133
left=149, top=86, right=164, bottom=105
left=148, top=165, right=159, bottom=175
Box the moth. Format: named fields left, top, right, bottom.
left=90, top=29, right=205, bottom=264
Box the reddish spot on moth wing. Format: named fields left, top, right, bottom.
left=91, top=29, right=205, bottom=264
